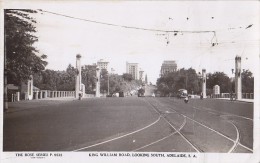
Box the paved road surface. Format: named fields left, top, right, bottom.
left=4, top=97, right=253, bottom=153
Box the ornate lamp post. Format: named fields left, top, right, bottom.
left=198, top=69, right=207, bottom=98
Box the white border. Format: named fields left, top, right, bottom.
left=0, top=1, right=259, bottom=163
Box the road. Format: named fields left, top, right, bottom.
left=3, top=97, right=253, bottom=153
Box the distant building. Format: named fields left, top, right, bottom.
left=97, top=59, right=109, bottom=70
left=145, top=74, right=148, bottom=84
left=139, top=69, right=144, bottom=81
left=160, top=60, right=177, bottom=76
left=126, top=62, right=139, bottom=80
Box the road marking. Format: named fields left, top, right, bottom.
left=133, top=116, right=187, bottom=151
left=168, top=98, right=253, bottom=122
left=237, top=142, right=253, bottom=152
left=172, top=104, right=253, bottom=152
left=72, top=116, right=161, bottom=152
left=220, top=115, right=253, bottom=121
left=144, top=99, right=201, bottom=153
left=183, top=114, right=235, bottom=142
left=227, top=121, right=240, bottom=153
left=162, top=98, right=254, bottom=152
left=190, top=106, right=253, bottom=152
left=194, top=106, right=253, bottom=121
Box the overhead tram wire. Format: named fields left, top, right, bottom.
left=38, top=9, right=254, bottom=47
left=38, top=9, right=215, bottom=34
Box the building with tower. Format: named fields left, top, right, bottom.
left=126, top=62, right=139, bottom=80
left=160, top=60, right=177, bottom=76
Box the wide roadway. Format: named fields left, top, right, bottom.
left=3, top=97, right=253, bottom=153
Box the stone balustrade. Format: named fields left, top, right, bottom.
left=27, top=90, right=76, bottom=100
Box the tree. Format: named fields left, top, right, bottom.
left=156, top=68, right=200, bottom=96
left=82, top=65, right=97, bottom=94
left=122, top=73, right=133, bottom=82
left=5, top=9, right=47, bottom=85
left=242, top=70, right=254, bottom=93
left=108, top=74, right=122, bottom=94
left=206, top=72, right=230, bottom=93
left=33, top=64, right=77, bottom=91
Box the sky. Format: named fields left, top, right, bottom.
left=4, top=1, right=260, bottom=84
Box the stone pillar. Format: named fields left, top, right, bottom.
left=35, top=91, right=38, bottom=100
left=96, top=66, right=101, bottom=97
left=16, top=92, right=20, bottom=101
left=27, top=75, right=33, bottom=100
left=202, top=69, right=207, bottom=98
left=44, top=91, right=48, bottom=98
left=81, top=84, right=85, bottom=98
left=75, top=54, right=82, bottom=99
left=235, top=56, right=242, bottom=100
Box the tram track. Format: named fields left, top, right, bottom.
left=159, top=97, right=253, bottom=152
left=143, top=98, right=202, bottom=152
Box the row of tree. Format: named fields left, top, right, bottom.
left=156, top=68, right=254, bottom=96
left=33, top=64, right=142, bottom=95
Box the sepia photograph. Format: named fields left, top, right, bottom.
left=0, top=0, right=259, bottom=163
